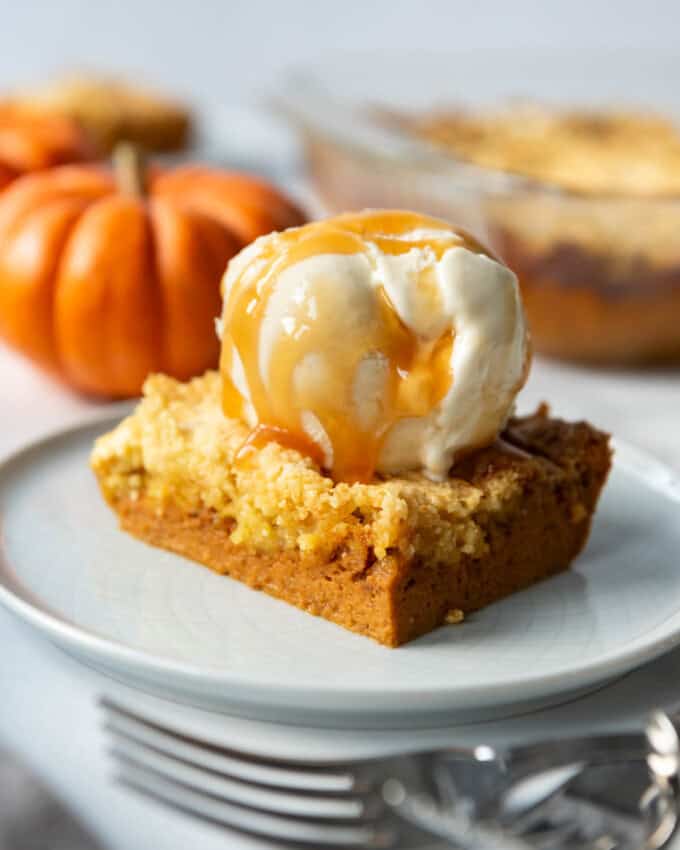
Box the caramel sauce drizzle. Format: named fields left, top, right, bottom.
left=220, top=211, right=490, bottom=483
left=235, top=424, right=326, bottom=467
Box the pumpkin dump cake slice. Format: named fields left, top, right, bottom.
left=91, top=211, right=611, bottom=646
left=91, top=371, right=610, bottom=647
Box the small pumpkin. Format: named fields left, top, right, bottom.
left=0, top=103, right=95, bottom=191
left=0, top=145, right=305, bottom=397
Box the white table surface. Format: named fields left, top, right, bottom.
left=1, top=280, right=680, bottom=849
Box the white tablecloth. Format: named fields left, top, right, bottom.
left=2, top=317, right=680, bottom=849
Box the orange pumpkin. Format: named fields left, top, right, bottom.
left=0, top=146, right=305, bottom=396
left=0, top=104, right=95, bottom=190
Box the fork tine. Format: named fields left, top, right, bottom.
left=100, top=697, right=366, bottom=791
left=104, top=717, right=377, bottom=803
left=107, top=732, right=381, bottom=819
left=114, top=759, right=398, bottom=849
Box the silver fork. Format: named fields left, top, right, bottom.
left=100, top=696, right=680, bottom=850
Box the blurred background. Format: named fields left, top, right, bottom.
left=6, top=0, right=680, bottom=104
left=2, top=4, right=680, bottom=849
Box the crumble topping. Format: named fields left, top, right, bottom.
left=92, top=372, right=497, bottom=561
left=414, top=106, right=680, bottom=197
left=444, top=608, right=465, bottom=625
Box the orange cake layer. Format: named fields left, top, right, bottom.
left=91, top=372, right=611, bottom=646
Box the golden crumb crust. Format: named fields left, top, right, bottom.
left=91, top=371, right=612, bottom=646
left=414, top=106, right=680, bottom=197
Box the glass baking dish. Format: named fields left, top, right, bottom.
left=276, top=50, right=680, bottom=365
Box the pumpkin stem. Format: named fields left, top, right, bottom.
left=113, top=143, right=147, bottom=197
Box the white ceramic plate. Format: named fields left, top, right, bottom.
left=1, top=416, right=679, bottom=728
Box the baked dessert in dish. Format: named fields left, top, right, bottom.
left=409, top=106, right=680, bottom=364
left=92, top=210, right=611, bottom=647
left=12, top=74, right=191, bottom=154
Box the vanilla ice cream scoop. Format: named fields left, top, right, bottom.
left=218, top=210, right=530, bottom=482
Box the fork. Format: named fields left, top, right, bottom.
left=100, top=696, right=680, bottom=849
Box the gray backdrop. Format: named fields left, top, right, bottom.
left=2, top=0, right=679, bottom=106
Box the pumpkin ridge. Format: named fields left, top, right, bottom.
left=0, top=168, right=111, bottom=241
left=54, top=194, right=163, bottom=396
left=152, top=169, right=304, bottom=244
left=144, top=196, right=169, bottom=377
left=106, top=196, right=164, bottom=396
left=0, top=196, right=89, bottom=370
left=148, top=197, right=234, bottom=380
left=38, top=197, right=94, bottom=371
left=53, top=195, right=114, bottom=392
